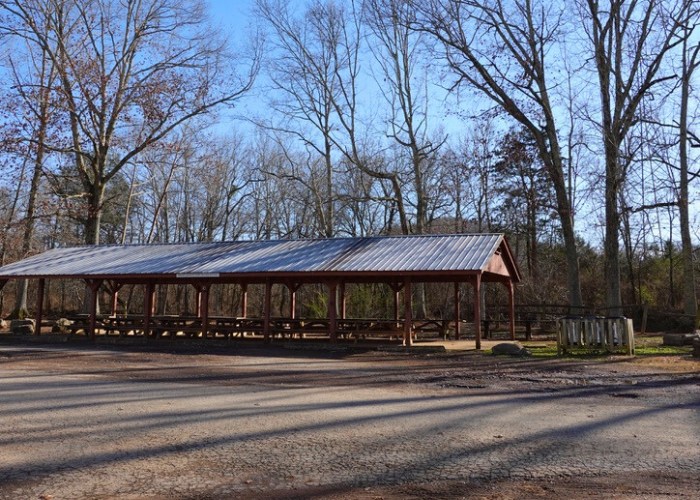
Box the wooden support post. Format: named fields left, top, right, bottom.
left=150, top=285, right=157, bottom=316
left=328, top=282, right=338, bottom=342
left=507, top=281, right=515, bottom=341
left=286, top=283, right=300, bottom=319
left=473, top=274, right=482, bottom=350
left=35, top=278, right=45, bottom=336
left=403, top=278, right=413, bottom=346
left=290, top=289, right=296, bottom=319
left=241, top=284, right=248, bottom=318
left=263, top=280, right=271, bottom=343
left=454, top=282, right=461, bottom=340
left=110, top=290, right=119, bottom=317
left=339, top=282, right=346, bottom=320
left=86, top=279, right=102, bottom=340
left=394, top=289, right=400, bottom=323
left=106, top=281, right=123, bottom=317
left=388, top=282, right=404, bottom=328
left=196, top=289, right=202, bottom=317
left=144, top=282, right=154, bottom=338
left=200, top=284, right=210, bottom=339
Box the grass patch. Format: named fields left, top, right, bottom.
left=634, top=344, right=692, bottom=356
left=484, top=335, right=697, bottom=372
left=523, top=344, right=559, bottom=358
left=520, top=336, right=693, bottom=358
left=634, top=335, right=693, bottom=356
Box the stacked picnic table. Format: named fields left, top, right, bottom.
left=59, top=315, right=453, bottom=341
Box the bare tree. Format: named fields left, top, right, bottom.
left=580, top=0, right=693, bottom=313
left=364, top=0, right=445, bottom=234
left=413, top=0, right=583, bottom=307
left=0, top=0, right=258, bottom=245
left=493, top=127, right=553, bottom=280
left=3, top=35, right=57, bottom=317
left=256, top=0, right=343, bottom=237
left=677, top=19, right=699, bottom=321
left=462, top=121, right=499, bottom=232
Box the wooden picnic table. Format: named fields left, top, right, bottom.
left=60, top=315, right=453, bottom=341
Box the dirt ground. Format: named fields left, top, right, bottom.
left=0, top=338, right=698, bottom=499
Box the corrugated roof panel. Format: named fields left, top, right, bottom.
left=328, top=234, right=503, bottom=272
left=0, top=234, right=515, bottom=279
left=189, top=239, right=355, bottom=273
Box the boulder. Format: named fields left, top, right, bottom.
left=663, top=333, right=700, bottom=346
left=10, top=318, right=35, bottom=335
left=53, top=317, right=74, bottom=334
left=492, top=342, right=530, bottom=356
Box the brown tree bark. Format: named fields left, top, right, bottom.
left=415, top=0, right=583, bottom=306
left=584, top=0, right=691, bottom=315
left=1, top=0, right=258, bottom=246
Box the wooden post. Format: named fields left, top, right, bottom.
left=328, top=281, right=338, bottom=342
left=86, top=279, right=102, bottom=340
left=106, top=281, right=123, bottom=317
left=200, top=284, right=210, bottom=339
left=473, top=274, right=482, bottom=350
left=35, top=278, right=45, bottom=336
left=388, top=283, right=403, bottom=328
left=403, top=278, right=413, bottom=346
left=339, top=282, right=346, bottom=320
left=150, top=285, right=157, bottom=316
left=508, top=281, right=515, bottom=341
left=287, top=283, right=300, bottom=319
left=394, top=289, right=400, bottom=323
left=110, top=290, right=119, bottom=317
left=454, top=282, right=461, bottom=340
left=144, top=282, right=154, bottom=338
left=263, top=280, right=271, bottom=343
left=196, top=289, right=202, bottom=317
left=241, top=284, right=248, bottom=318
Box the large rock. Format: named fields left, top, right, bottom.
left=663, top=333, right=700, bottom=346
left=10, top=319, right=35, bottom=335
left=492, top=342, right=530, bottom=357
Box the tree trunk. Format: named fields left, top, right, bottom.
left=540, top=133, right=583, bottom=308
left=84, top=182, right=106, bottom=245
left=603, top=140, right=622, bottom=316
left=679, top=36, right=698, bottom=323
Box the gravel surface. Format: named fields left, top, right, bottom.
left=0, top=341, right=698, bottom=499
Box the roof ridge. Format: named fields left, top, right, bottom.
left=47, top=233, right=498, bottom=250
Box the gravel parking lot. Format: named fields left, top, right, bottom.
left=1, top=341, right=698, bottom=499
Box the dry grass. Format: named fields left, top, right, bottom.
left=631, top=354, right=699, bottom=372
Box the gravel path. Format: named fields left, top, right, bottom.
left=0, top=343, right=698, bottom=499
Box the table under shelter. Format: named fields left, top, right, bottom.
left=0, top=233, right=521, bottom=348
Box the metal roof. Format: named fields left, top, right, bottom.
left=0, top=234, right=520, bottom=282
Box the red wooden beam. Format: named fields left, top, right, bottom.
left=454, top=282, right=461, bottom=340
left=473, top=274, right=482, bottom=350
left=403, top=278, right=413, bottom=346
left=35, top=278, right=45, bottom=336
left=328, top=281, right=338, bottom=342
left=240, top=283, right=248, bottom=318
left=86, top=279, right=103, bottom=340
left=263, top=279, right=271, bottom=343
left=144, top=282, right=155, bottom=338
left=507, top=281, right=515, bottom=341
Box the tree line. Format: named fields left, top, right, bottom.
left=0, top=0, right=698, bottom=324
